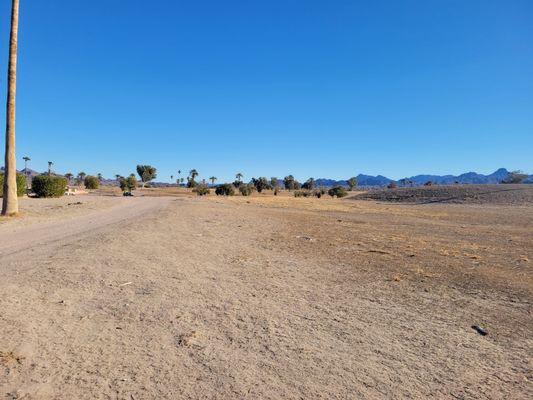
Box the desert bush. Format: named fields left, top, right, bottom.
left=314, top=188, right=326, bottom=198
left=239, top=185, right=253, bottom=196
left=187, top=178, right=198, bottom=188
left=31, top=175, right=67, bottom=198
left=302, top=178, right=315, bottom=190
left=274, top=187, right=280, bottom=196
left=84, top=175, right=99, bottom=190
left=283, top=175, right=300, bottom=191
left=119, top=175, right=138, bottom=193
left=136, top=165, right=157, bottom=188
left=328, top=186, right=348, bottom=198
left=346, top=177, right=358, bottom=191
left=215, top=183, right=235, bottom=196
left=193, top=185, right=210, bottom=196
left=502, top=170, right=528, bottom=184
left=294, top=190, right=312, bottom=198
left=252, top=177, right=272, bottom=193
left=399, top=178, right=414, bottom=187
left=424, top=181, right=433, bottom=186
left=387, top=181, right=398, bottom=189
left=0, top=173, right=27, bottom=197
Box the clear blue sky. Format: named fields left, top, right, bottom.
left=1, top=0, right=532, bottom=182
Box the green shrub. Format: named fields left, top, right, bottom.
left=239, top=185, right=253, bottom=196
left=31, top=175, right=67, bottom=198
left=137, top=165, right=157, bottom=188
left=251, top=177, right=272, bottom=193
left=294, top=190, right=311, bottom=198
left=193, top=185, right=210, bottom=196
left=314, top=188, right=326, bottom=198
left=502, top=171, right=528, bottom=184
left=328, top=186, right=348, bottom=198
left=0, top=173, right=27, bottom=197
left=302, top=178, right=315, bottom=190
left=17, top=174, right=27, bottom=196
left=187, top=178, right=198, bottom=188
left=84, top=175, right=100, bottom=190
left=215, top=183, right=235, bottom=196
left=119, top=175, right=138, bottom=193
left=347, top=177, right=358, bottom=191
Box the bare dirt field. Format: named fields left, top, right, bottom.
left=1, top=191, right=532, bottom=399
left=355, top=184, right=533, bottom=205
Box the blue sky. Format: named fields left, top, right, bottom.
left=0, top=0, right=532, bottom=182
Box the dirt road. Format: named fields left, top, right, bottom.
left=1, top=195, right=531, bottom=399
left=0, top=197, right=171, bottom=257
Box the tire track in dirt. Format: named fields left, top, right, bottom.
left=0, top=197, right=173, bottom=258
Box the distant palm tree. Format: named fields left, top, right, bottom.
left=22, top=156, right=30, bottom=174
left=47, top=161, right=53, bottom=176
left=65, top=173, right=73, bottom=184
left=171, top=175, right=174, bottom=182
left=209, top=176, right=217, bottom=185
left=77, top=172, right=86, bottom=186
left=180, top=177, right=185, bottom=184
left=236, top=172, right=243, bottom=182
left=189, top=169, right=198, bottom=180
left=22, top=156, right=31, bottom=189
left=2, top=0, right=20, bottom=216
left=115, top=174, right=121, bottom=181
left=97, top=173, right=103, bottom=182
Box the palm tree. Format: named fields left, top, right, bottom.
left=2, top=0, right=21, bottom=216
left=189, top=169, right=198, bottom=180
left=22, top=156, right=30, bottom=173
left=236, top=172, right=243, bottom=182
left=171, top=175, right=174, bottom=183
left=209, top=176, right=217, bottom=185
left=97, top=173, right=103, bottom=182
left=115, top=174, right=121, bottom=181
left=77, top=172, right=86, bottom=186
left=65, top=173, right=73, bottom=185
left=47, top=161, right=53, bottom=176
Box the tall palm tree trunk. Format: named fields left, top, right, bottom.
left=2, top=0, right=20, bottom=216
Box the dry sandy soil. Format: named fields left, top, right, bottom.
left=355, top=184, right=533, bottom=205
left=0, top=191, right=532, bottom=399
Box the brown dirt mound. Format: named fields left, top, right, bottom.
left=354, top=184, right=533, bottom=205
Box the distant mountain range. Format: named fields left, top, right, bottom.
left=316, top=168, right=532, bottom=187
left=2, top=167, right=532, bottom=187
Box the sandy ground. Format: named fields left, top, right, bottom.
left=0, top=196, right=171, bottom=257
left=0, top=193, right=532, bottom=399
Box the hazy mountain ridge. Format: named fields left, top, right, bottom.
left=316, top=168, right=532, bottom=187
